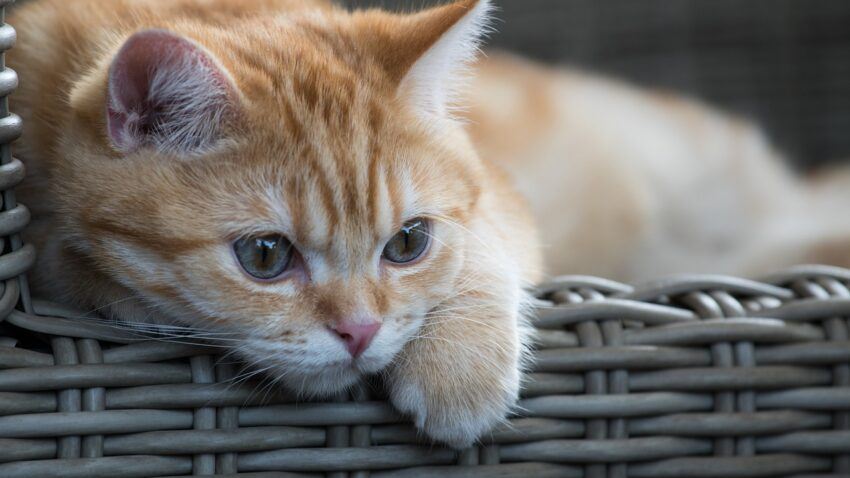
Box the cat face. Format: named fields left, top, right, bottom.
left=59, top=0, right=491, bottom=394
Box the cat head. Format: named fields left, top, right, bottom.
left=61, top=0, right=493, bottom=394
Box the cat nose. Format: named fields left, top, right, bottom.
left=330, top=320, right=381, bottom=357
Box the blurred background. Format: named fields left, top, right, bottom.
left=344, top=0, right=850, bottom=170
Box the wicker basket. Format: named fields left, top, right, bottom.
left=1, top=3, right=850, bottom=478
left=3, top=270, right=850, bottom=478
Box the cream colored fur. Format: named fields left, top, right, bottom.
left=465, top=54, right=850, bottom=281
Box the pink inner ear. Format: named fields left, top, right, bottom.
left=107, top=29, right=234, bottom=153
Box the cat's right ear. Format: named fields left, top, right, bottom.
left=107, top=29, right=238, bottom=155
left=353, top=0, right=492, bottom=118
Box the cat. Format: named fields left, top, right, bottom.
left=9, top=0, right=540, bottom=448
left=8, top=0, right=850, bottom=450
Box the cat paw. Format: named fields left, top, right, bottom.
left=387, top=361, right=521, bottom=449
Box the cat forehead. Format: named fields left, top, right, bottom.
left=221, top=144, right=426, bottom=244
left=214, top=16, right=388, bottom=104
left=198, top=124, right=477, bottom=254
left=239, top=54, right=396, bottom=143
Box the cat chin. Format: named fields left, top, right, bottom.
left=266, top=357, right=391, bottom=398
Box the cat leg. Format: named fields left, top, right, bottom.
left=385, top=289, right=529, bottom=449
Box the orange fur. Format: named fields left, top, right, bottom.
left=10, top=0, right=539, bottom=448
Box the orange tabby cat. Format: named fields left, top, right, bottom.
left=10, top=0, right=849, bottom=450
left=10, top=0, right=539, bottom=447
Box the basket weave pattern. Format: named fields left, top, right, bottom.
left=1, top=269, right=849, bottom=477
left=1, top=3, right=850, bottom=477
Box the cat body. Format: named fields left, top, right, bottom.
left=8, top=0, right=849, bottom=449
left=465, top=54, right=850, bottom=280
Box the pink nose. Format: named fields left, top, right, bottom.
left=330, top=320, right=381, bottom=357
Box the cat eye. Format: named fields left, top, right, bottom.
left=233, top=234, right=294, bottom=280
left=383, top=219, right=431, bottom=265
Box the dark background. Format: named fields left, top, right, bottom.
left=343, top=0, right=850, bottom=170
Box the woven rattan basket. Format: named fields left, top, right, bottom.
left=1, top=3, right=850, bottom=477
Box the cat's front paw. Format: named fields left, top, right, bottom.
left=386, top=331, right=523, bottom=449
left=389, top=374, right=519, bottom=448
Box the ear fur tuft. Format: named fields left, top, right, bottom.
left=107, top=29, right=237, bottom=155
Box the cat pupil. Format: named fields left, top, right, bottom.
left=258, top=238, right=273, bottom=264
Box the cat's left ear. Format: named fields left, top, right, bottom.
left=106, top=29, right=239, bottom=155
left=358, top=0, right=492, bottom=117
